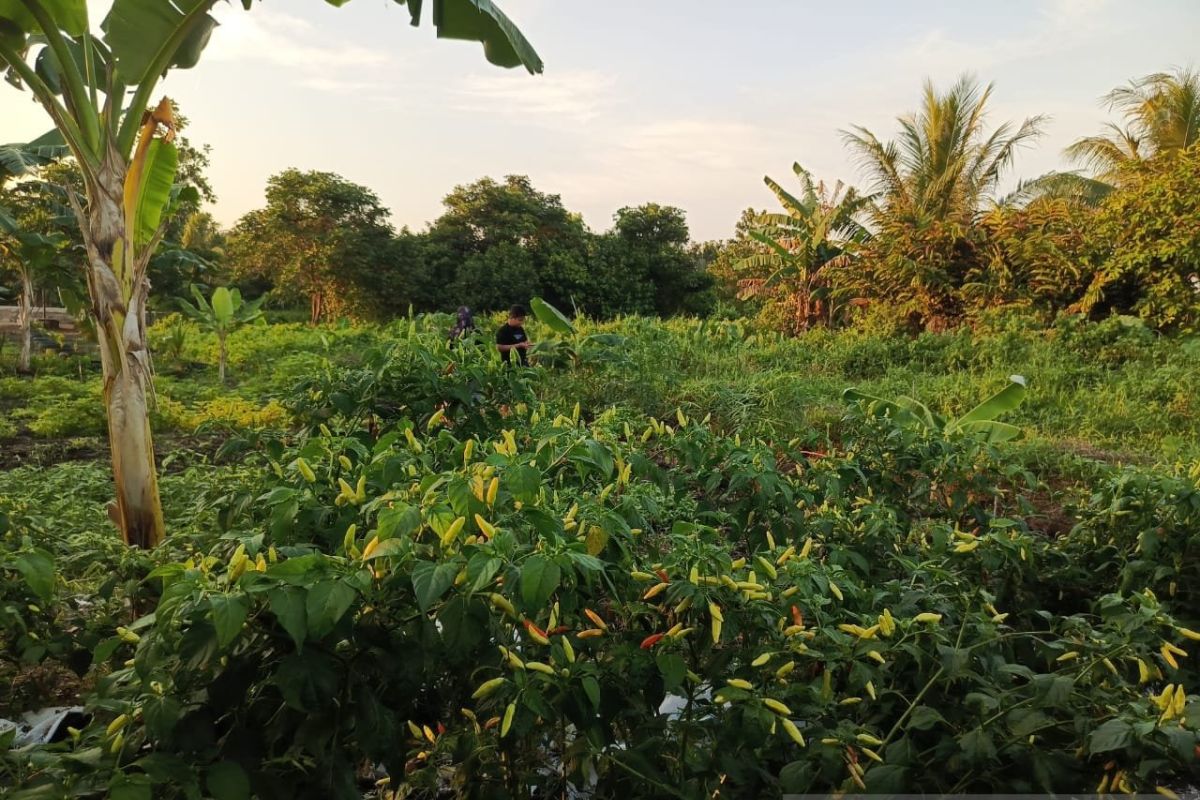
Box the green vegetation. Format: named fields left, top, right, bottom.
left=1, top=3, right=1197, bottom=797
left=0, top=0, right=543, bottom=549
left=2, top=312, right=1199, bottom=797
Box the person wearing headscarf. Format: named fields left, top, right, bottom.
left=448, top=306, right=477, bottom=341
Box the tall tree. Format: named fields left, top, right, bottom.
left=0, top=135, right=70, bottom=372
left=842, top=75, right=1045, bottom=226
left=607, top=203, right=715, bottom=317
left=1074, top=146, right=1200, bottom=331
left=226, top=170, right=397, bottom=324
left=1068, top=67, right=1200, bottom=179
left=0, top=0, right=541, bottom=547
left=425, top=175, right=590, bottom=313
left=841, top=75, right=1045, bottom=326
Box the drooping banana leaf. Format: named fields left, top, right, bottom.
left=0, top=0, right=88, bottom=45
left=211, top=285, right=233, bottom=324
left=531, top=296, right=574, bottom=336
left=949, top=375, right=1027, bottom=430
left=424, top=0, right=542, bottom=74
left=955, top=420, right=1024, bottom=443
left=101, top=0, right=219, bottom=85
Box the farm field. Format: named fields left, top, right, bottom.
left=2, top=0, right=1199, bottom=797
left=2, top=312, right=1199, bottom=797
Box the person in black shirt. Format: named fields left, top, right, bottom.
left=496, top=304, right=532, bottom=366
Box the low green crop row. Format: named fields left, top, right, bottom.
left=2, top=358, right=1197, bottom=797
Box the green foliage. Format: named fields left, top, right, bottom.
left=2, top=353, right=1197, bottom=796
left=178, top=284, right=265, bottom=383
left=225, top=170, right=396, bottom=325
left=1078, top=148, right=1200, bottom=331
left=735, top=164, right=869, bottom=333
left=410, top=178, right=714, bottom=319
left=844, top=374, right=1028, bottom=443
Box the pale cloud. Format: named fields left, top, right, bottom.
left=452, top=70, right=617, bottom=123
left=299, top=77, right=387, bottom=94
left=204, top=4, right=394, bottom=91
left=887, top=0, right=1121, bottom=85
left=619, top=119, right=769, bottom=173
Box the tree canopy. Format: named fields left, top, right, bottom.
left=226, top=169, right=396, bottom=324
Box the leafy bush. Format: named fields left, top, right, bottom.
left=5, top=364, right=1197, bottom=797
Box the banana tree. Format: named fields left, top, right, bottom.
left=736, top=163, right=871, bottom=332
left=528, top=295, right=627, bottom=369
left=1, top=133, right=68, bottom=372
left=0, top=227, right=67, bottom=372
left=843, top=374, right=1028, bottom=443
left=0, top=0, right=541, bottom=548
left=178, top=284, right=263, bottom=384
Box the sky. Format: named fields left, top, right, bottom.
left=2, top=0, right=1198, bottom=241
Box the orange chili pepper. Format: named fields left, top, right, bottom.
left=641, top=633, right=666, bottom=650
left=584, top=609, right=609, bottom=631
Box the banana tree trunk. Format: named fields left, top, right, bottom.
left=218, top=330, right=226, bottom=384
left=17, top=267, right=33, bottom=373
left=75, top=154, right=165, bottom=549
left=310, top=292, right=323, bottom=326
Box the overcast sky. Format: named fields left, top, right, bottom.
left=2, top=0, right=1197, bottom=241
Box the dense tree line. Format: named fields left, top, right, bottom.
left=222, top=172, right=716, bottom=323
left=5, top=69, right=1196, bottom=334
left=724, top=69, right=1200, bottom=333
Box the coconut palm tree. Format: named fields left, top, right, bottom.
left=1012, top=66, right=1200, bottom=206
left=1069, top=66, right=1200, bottom=177
left=838, top=76, right=1045, bottom=327
left=842, top=75, right=1045, bottom=226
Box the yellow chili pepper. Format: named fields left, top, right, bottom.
left=105, top=714, right=129, bottom=738
left=781, top=718, right=805, bottom=746
left=500, top=702, right=516, bottom=737
left=296, top=458, right=316, bottom=482
left=361, top=535, right=381, bottom=560
left=474, top=514, right=497, bottom=539
left=756, top=556, right=778, bottom=580
left=763, top=698, right=792, bottom=716
left=471, top=677, right=506, bottom=699
left=643, top=582, right=669, bottom=601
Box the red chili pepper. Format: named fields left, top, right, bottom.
left=655, top=569, right=670, bottom=583
left=640, top=633, right=666, bottom=650
left=549, top=625, right=570, bottom=636
left=524, top=619, right=548, bottom=638
left=791, top=605, right=804, bottom=627
left=437, top=722, right=446, bottom=735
